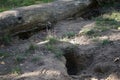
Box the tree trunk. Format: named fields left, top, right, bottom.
left=0, top=0, right=91, bottom=35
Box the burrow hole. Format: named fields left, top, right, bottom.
left=63, top=47, right=93, bottom=75
left=13, top=25, right=53, bottom=40
left=64, top=52, right=79, bottom=75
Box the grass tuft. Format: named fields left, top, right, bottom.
left=28, top=43, right=37, bottom=51
left=0, top=0, right=54, bottom=12
left=80, top=28, right=95, bottom=36
left=45, top=44, right=64, bottom=59
left=101, top=39, right=112, bottom=45
left=64, top=32, right=76, bottom=38
left=15, top=55, right=26, bottom=63
left=11, top=66, right=21, bottom=75
left=31, top=56, right=41, bottom=62
left=0, top=52, right=10, bottom=58
left=0, top=34, right=12, bottom=45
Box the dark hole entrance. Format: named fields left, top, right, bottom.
left=17, top=16, right=22, bottom=21
left=13, top=28, right=44, bottom=40
left=64, top=52, right=79, bottom=75
left=13, top=25, right=54, bottom=40
left=63, top=47, right=93, bottom=76
left=16, top=31, right=32, bottom=40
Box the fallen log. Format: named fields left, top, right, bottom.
left=0, top=0, right=91, bottom=35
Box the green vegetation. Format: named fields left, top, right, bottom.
left=95, top=11, right=120, bottom=30
left=28, top=43, right=37, bottom=51
left=80, top=10, right=120, bottom=38
left=45, top=44, right=55, bottom=51
left=0, top=0, right=54, bottom=12
left=0, top=52, right=10, bottom=58
left=54, top=49, right=64, bottom=59
left=92, top=38, right=112, bottom=45
left=101, top=39, right=112, bottom=45
left=11, top=66, right=21, bottom=74
left=95, top=18, right=120, bottom=30
left=14, top=44, right=38, bottom=63
left=0, top=34, right=12, bottom=45
left=47, top=37, right=58, bottom=44
left=15, top=54, right=26, bottom=63
left=45, top=44, right=64, bottom=58
left=93, top=12, right=120, bottom=34
left=80, top=28, right=95, bottom=36
left=31, top=56, right=41, bottom=62
left=79, top=7, right=120, bottom=48
left=45, top=37, right=64, bottom=58
left=64, top=32, right=76, bottom=38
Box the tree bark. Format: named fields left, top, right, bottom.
left=0, top=0, right=91, bottom=35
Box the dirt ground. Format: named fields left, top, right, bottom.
left=0, top=14, right=120, bottom=80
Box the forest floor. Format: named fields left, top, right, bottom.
left=0, top=3, right=120, bottom=80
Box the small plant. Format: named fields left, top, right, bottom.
left=0, top=34, right=12, bottom=45
left=45, top=44, right=55, bottom=51
left=45, top=36, right=63, bottom=58
left=101, top=39, right=111, bottom=45
left=15, top=55, right=26, bottom=63
left=49, top=38, right=58, bottom=44
left=11, top=66, right=21, bottom=75
left=0, top=52, right=10, bottom=58
left=80, top=28, right=95, bottom=36
left=45, top=44, right=64, bottom=59
left=64, top=32, right=76, bottom=38
left=31, top=56, right=41, bottom=62
left=54, top=48, right=64, bottom=58
left=28, top=43, right=37, bottom=50
left=47, top=36, right=58, bottom=44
